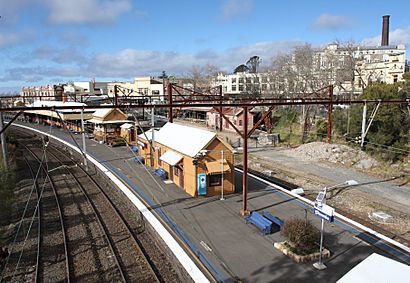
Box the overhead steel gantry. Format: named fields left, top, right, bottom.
left=1, top=84, right=409, bottom=216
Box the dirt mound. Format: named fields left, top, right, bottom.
left=285, top=142, right=378, bottom=169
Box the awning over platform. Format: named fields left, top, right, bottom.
left=205, top=159, right=230, bottom=175
left=160, top=150, right=183, bottom=166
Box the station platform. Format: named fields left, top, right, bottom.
left=11, top=122, right=409, bottom=282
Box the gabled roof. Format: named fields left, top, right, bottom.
left=138, top=129, right=157, bottom=141
left=93, top=108, right=113, bottom=119
left=154, top=123, right=217, bottom=157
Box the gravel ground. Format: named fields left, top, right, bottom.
left=249, top=142, right=410, bottom=245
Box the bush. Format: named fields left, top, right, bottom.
left=282, top=217, right=319, bottom=252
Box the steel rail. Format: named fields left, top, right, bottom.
left=23, top=144, right=72, bottom=282
left=48, top=144, right=160, bottom=282
left=22, top=156, right=42, bottom=283
left=46, top=148, right=129, bottom=282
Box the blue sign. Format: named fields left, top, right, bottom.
left=197, top=173, right=207, bottom=196
left=314, top=207, right=334, bottom=222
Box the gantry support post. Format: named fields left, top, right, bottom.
left=240, top=106, right=250, bottom=216
left=327, top=85, right=333, bottom=144
left=219, top=85, right=223, bottom=131
left=114, top=85, right=118, bottom=107
left=168, top=83, right=173, bottom=123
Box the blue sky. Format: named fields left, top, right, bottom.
left=1, top=0, right=410, bottom=93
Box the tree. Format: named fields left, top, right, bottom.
left=233, top=64, right=249, bottom=74
left=343, top=82, right=409, bottom=161
left=246, top=56, right=261, bottom=73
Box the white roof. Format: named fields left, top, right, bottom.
left=120, top=123, right=134, bottom=129
left=31, top=100, right=87, bottom=108
left=29, top=100, right=93, bottom=113
left=87, top=119, right=129, bottom=124
left=154, top=122, right=216, bottom=158
left=337, top=253, right=410, bottom=283
left=138, top=129, right=157, bottom=141
left=159, top=150, right=183, bottom=166
left=93, top=108, right=112, bottom=118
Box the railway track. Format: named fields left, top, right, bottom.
left=47, top=143, right=160, bottom=282
left=2, top=128, right=180, bottom=282
left=2, top=130, right=165, bottom=282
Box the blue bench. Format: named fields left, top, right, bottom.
left=245, top=211, right=273, bottom=235
left=262, top=211, right=284, bottom=228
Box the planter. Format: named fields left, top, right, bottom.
left=274, top=241, right=330, bottom=263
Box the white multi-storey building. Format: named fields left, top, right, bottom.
left=107, top=76, right=164, bottom=102
left=213, top=43, right=406, bottom=97
left=316, top=43, right=406, bottom=94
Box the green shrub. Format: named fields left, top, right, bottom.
left=282, top=217, right=319, bottom=252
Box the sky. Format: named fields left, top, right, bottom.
left=1, top=0, right=410, bottom=93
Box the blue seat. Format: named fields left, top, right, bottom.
left=133, top=156, right=144, bottom=163
left=262, top=211, right=284, bottom=231
left=244, top=211, right=273, bottom=235
left=154, top=168, right=167, bottom=180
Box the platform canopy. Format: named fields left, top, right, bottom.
left=337, top=253, right=410, bottom=283
left=205, top=159, right=230, bottom=175
left=160, top=150, right=183, bottom=166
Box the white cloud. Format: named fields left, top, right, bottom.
left=0, top=30, right=35, bottom=48
left=362, top=26, right=410, bottom=46
left=312, top=13, right=348, bottom=30
left=1, top=40, right=302, bottom=83
left=0, top=0, right=31, bottom=24
left=44, top=0, right=132, bottom=24
left=221, top=0, right=253, bottom=20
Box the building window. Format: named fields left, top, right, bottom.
left=174, top=166, right=179, bottom=176
left=232, top=78, right=236, bottom=83
left=209, top=174, right=221, bottom=186
left=239, top=77, right=244, bottom=84
left=394, top=75, right=398, bottom=83
left=232, top=85, right=237, bottom=91
left=239, top=84, right=244, bottom=91
left=239, top=120, right=243, bottom=126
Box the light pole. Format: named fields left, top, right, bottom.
left=313, top=179, right=358, bottom=271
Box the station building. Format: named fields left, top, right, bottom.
left=87, top=108, right=130, bottom=145
left=24, top=100, right=94, bottom=132
left=137, top=123, right=235, bottom=197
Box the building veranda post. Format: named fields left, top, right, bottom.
left=137, top=123, right=235, bottom=198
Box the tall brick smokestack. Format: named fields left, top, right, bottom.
left=381, top=15, right=390, bottom=46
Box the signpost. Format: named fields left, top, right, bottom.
left=313, top=195, right=335, bottom=271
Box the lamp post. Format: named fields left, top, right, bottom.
left=313, top=179, right=358, bottom=271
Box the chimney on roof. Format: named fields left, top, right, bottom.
left=381, top=15, right=390, bottom=46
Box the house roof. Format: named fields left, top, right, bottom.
left=156, top=123, right=217, bottom=157
left=92, top=108, right=113, bottom=119
left=120, top=123, right=134, bottom=129
left=138, top=129, right=157, bottom=141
